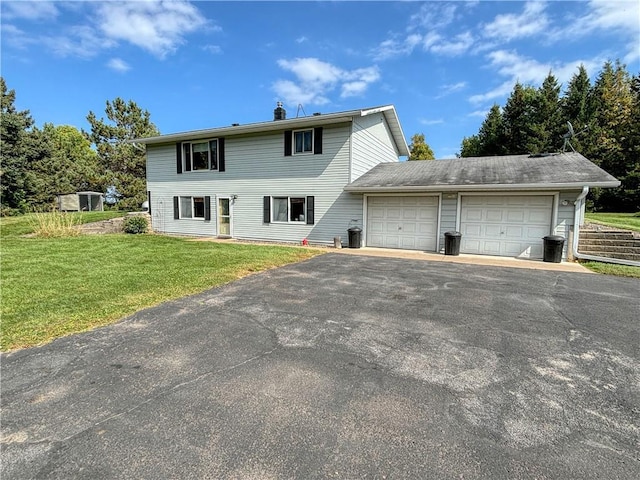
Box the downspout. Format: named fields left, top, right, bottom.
left=571, top=186, right=640, bottom=267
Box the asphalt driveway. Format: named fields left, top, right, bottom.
left=2, top=254, right=639, bottom=479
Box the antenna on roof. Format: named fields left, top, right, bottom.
left=562, top=121, right=588, bottom=152
left=296, top=104, right=307, bottom=118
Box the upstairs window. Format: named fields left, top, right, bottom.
left=284, top=127, right=323, bottom=156
left=294, top=130, right=313, bottom=154
left=182, top=140, right=218, bottom=171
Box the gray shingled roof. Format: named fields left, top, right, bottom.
left=345, top=152, right=620, bottom=192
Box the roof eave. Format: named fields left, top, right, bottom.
left=132, top=114, right=358, bottom=145
left=344, top=181, right=621, bottom=193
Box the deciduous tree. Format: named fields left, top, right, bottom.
left=408, top=133, right=435, bottom=160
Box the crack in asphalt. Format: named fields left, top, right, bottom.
left=45, top=346, right=282, bottom=447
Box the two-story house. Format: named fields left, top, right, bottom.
left=138, top=104, right=408, bottom=246
left=136, top=104, right=619, bottom=261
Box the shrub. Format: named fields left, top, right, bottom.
left=123, top=215, right=149, bottom=234
left=28, top=211, right=82, bottom=237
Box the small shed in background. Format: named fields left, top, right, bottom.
left=57, top=192, right=104, bottom=212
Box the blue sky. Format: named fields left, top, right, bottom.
left=2, top=1, right=639, bottom=158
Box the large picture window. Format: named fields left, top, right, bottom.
left=272, top=196, right=306, bottom=222
left=182, top=140, right=218, bottom=171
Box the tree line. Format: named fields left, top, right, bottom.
left=0, top=77, right=158, bottom=215
left=459, top=61, right=639, bottom=212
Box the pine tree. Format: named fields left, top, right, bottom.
left=502, top=82, right=537, bottom=154
left=86, top=98, right=159, bottom=210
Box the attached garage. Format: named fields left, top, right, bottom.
left=459, top=195, right=553, bottom=258
left=345, top=153, right=620, bottom=261
left=366, top=196, right=438, bottom=251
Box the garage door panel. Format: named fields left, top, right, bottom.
left=460, top=195, right=553, bottom=258
left=367, top=196, right=439, bottom=251
left=528, top=210, right=550, bottom=223
left=506, top=210, right=525, bottom=222
left=486, top=209, right=504, bottom=222
left=504, top=226, right=524, bottom=238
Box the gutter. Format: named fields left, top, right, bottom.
left=344, top=182, right=620, bottom=192
left=571, top=186, right=640, bottom=267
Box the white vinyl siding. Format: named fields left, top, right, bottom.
left=147, top=123, right=363, bottom=244
left=438, top=195, right=458, bottom=252
left=459, top=194, right=554, bottom=258
left=366, top=196, right=439, bottom=251
left=351, top=113, right=400, bottom=182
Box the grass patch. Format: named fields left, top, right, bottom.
left=1, top=215, right=323, bottom=351
left=1, top=211, right=126, bottom=237
left=579, top=261, right=640, bottom=278
left=585, top=212, right=640, bottom=232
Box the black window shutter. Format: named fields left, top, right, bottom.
left=204, top=196, right=211, bottom=221
left=173, top=196, right=179, bottom=219
left=176, top=143, right=182, bottom=174
left=314, top=127, right=323, bottom=155
left=147, top=191, right=151, bottom=216
left=284, top=130, right=292, bottom=156
left=218, top=138, right=225, bottom=172
left=306, top=196, right=315, bottom=225
left=263, top=196, right=271, bottom=223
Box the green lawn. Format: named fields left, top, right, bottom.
left=0, top=213, right=323, bottom=351
left=585, top=212, right=640, bottom=232
left=579, top=261, right=640, bottom=278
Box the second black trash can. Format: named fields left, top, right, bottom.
left=347, top=226, right=362, bottom=248
left=444, top=231, right=462, bottom=256
left=543, top=235, right=565, bottom=263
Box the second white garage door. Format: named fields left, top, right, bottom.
left=460, top=195, right=553, bottom=258
left=367, top=196, right=438, bottom=251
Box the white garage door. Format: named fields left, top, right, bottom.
left=367, top=196, right=438, bottom=251
left=460, top=195, right=553, bottom=258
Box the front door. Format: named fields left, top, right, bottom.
left=218, top=197, right=232, bottom=237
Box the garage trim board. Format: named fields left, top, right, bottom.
left=456, top=192, right=559, bottom=258
left=363, top=193, right=441, bottom=251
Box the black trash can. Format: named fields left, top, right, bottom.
left=347, top=227, right=362, bottom=248
left=444, top=231, right=462, bottom=256
left=543, top=235, right=565, bottom=263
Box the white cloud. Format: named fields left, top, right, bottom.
left=483, top=2, right=549, bottom=41
left=409, top=2, right=458, bottom=31
left=564, top=0, right=640, bottom=37
left=203, top=44, right=222, bottom=55
left=436, top=82, right=467, bottom=99
left=468, top=50, right=605, bottom=104
left=96, top=1, right=208, bottom=58
left=43, top=25, right=115, bottom=59
left=429, top=31, right=474, bottom=57
left=273, top=58, right=380, bottom=106
left=4, top=1, right=214, bottom=60
left=468, top=109, right=490, bottom=118
left=107, top=58, right=131, bottom=73
left=419, top=118, right=444, bottom=126
left=296, top=36, right=308, bottom=44
left=1, top=1, right=59, bottom=21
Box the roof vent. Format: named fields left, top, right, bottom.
left=313, top=112, right=321, bottom=116
left=273, top=101, right=286, bottom=121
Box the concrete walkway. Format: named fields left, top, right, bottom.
left=337, top=246, right=592, bottom=273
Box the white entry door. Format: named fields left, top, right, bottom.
left=459, top=195, right=553, bottom=258
left=217, top=197, right=232, bottom=237
left=367, top=196, right=439, bottom=251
